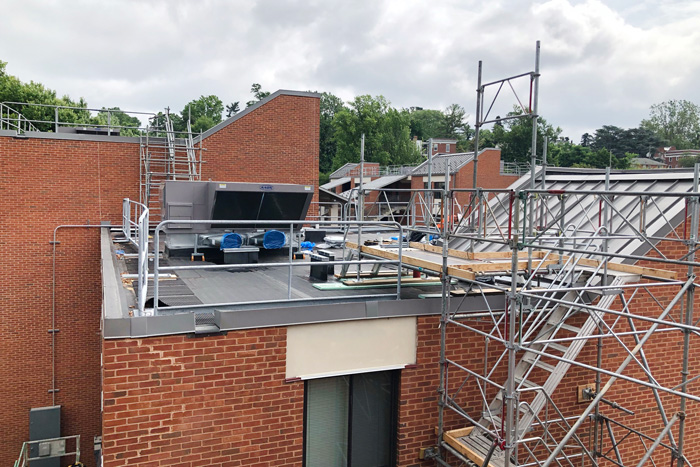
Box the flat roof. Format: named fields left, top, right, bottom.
left=103, top=229, right=506, bottom=338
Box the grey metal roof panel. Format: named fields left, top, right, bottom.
left=632, top=157, right=666, bottom=166
left=362, top=174, right=408, bottom=190
left=329, top=163, right=358, bottom=179
left=411, top=152, right=475, bottom=176
left=319, top=187, right=349, bottom=203
left=321, top=177, right=351, bottom=190
left=458, top=168, right=697, bottom=259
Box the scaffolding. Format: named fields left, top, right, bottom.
left=139, top=109, right=204, bottom=221
left=425, top=43, right=698, bottom=467
left=340, top=42, right=700, bottom=467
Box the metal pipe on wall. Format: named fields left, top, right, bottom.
left=51, top=224, right=111, bottom=405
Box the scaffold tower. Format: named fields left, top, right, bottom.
left=139, top=109, right=204, bottom=221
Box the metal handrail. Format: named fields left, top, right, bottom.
left=122, top=198, right=150, bottom=314
left=307, top=201, right=346, bottom=222
left=149, top=220, right=404, bottom=316
left=2, top=100, right=154, bottom=134
left=14, top=435, right=80, bottom=467
left=0, top=103, right=39, bottom=133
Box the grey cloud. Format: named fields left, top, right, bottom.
left=0, top=0, right=698, bottom=143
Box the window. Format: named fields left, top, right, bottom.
left=304, top=370, right=399, bottom=467
left=445, top=143, right=450, bottom=153
left=424, top=181, right=445, bottom=199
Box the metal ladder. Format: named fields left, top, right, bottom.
left=459, top=261, right=637, bottom=467
left=139, top=110, right=200, bottom=223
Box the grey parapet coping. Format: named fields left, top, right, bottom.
left=102, top=293, right=506, bottom=339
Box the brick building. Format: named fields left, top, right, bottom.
left=321, top=149, right=519, bottom=223
left=0, top=90, right=319, bottom=466
left=97, top=167, right=700, bottom=467
left=3, top=86, right=699, bottom=467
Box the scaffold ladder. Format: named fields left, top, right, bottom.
left=458, top=264, right=637, bottom=467
left=139, top=110, right=201, bottom=222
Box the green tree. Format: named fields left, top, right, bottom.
left=551, top=141, right=628, bottom=169
left=92, top=107, right=142, bottom=136
left=549, top=142, right=591, bottom=167
left=180, top=95, right=224, bottom=132
left=580, top=132, right=592, bottom=147
left=590, top=125, right=663, bottom=157
left=0, top=60, right=91, bottom=131
left=226, top=102, right=240, bottom=117
left=409, top=105, right=473, bottom=151
left=246, top=83, right=271, bottom=107
left=679, top=155, right=700, bottom=167
left=319, top=92, right=346, bottom=179
left=440, top=104, right=472, bottom=139
left=641, top=100, right=700, bottom=149
left=332, top=95, right=420, bottom=169
left=409, top=108, right=443, bottom=141
left=487, top=108, right=560, bottom=164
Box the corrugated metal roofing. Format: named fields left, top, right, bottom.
left=411, top=152, right=474, bottom=176
left=319, top=187, right=349, bottom=203
left=361, top=174, right=408, bottom=190
left=321, top=177, right=351, bottom=190
left=456, top=168, right=697, bottom=262
left=329, top=163, right=358, bottom=179
left=632, top=157, right=667, bottom=166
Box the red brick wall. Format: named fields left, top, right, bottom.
left=409, top=149, right=519, bottom=223
left=453, top=149, right=520, bottom=205
left=0, top=137, right=139, bottom=467
left=100, top=293, right=699, bottom=467
left=0, top=91, right=320, bottom=466
left=201, top=94, right=320, bottom=216
left=102, top=328, right=303, bottom=466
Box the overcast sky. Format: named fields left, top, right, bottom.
left=1, top=0, right=699, bottom=141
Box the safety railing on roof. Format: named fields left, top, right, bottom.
left=145, top=220, right=405, bottom=316
left=379, top=165, right=415, bottom=176
left=500, top=159, right=544, bottom=176
left=14, top=435, right=80, bottom=467
left=345, top=186, right=470, bottom=234
left=122, top=198, right=150, bottom=314
left=1, top=101, right=154, bottom=135
left=0, top=103, right=40, bottom=133
left=307, top=201, right=347, bottom=223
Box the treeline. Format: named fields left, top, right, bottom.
left=0, top=60, right=142, bottom=134
left=318, top=93, right=472, bottom=183
left=3, top=59, right=700, bottom=178
left=0, top=60, right=268, bottom=136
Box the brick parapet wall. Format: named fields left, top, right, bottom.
left=201, top=94, right=320, bottom=218
left=0, top=92, right=320, bottom=466
left=0, top=137, right=139, bottom=467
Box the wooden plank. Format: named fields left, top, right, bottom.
left=342, top=277, right=439, bottom=286
left=352, top=239, right=673, bottom=280
left=443, top=427, right=498, bottom=467
left=355, top=241, right=673, bottom=283
left=360, top=245, right=446, bottom=275
left=571, top=257, right=678, bottom=280
left=409, top=242, right=546, bottom=260
left=444, top=427, right=474, bottom=438
left=452, top=259, right=559, bottom=273
left=446, top=266, right=476, bottom=281
left=409, top=242, right=479, bottom=260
